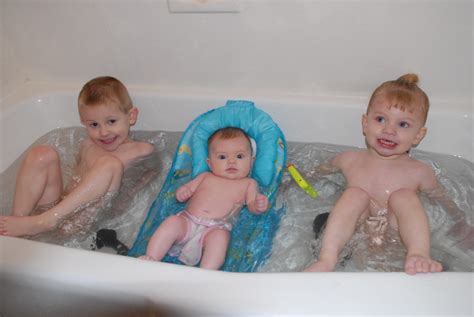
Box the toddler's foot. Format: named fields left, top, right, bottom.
left=0, top=214, right=57, bottom=237
left=139, top=255, right=158, bottom=261
left=405, top=254, right=442, bottom=275
left=303, top=260, right=335, bottom=272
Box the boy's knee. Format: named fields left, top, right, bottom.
left=26, top=145, right=60, bottom=167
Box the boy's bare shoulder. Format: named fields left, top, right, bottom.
left=133, top=140, right=154, bottom=157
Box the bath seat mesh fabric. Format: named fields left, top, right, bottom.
left=128, top=100, right=287, bottom=272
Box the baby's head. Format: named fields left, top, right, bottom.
left=207, top=127, right=253, bottom=180
left=78, top=76, right=138, bottom=151
left=367, top=73, right=430, bottom=125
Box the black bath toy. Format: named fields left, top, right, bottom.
left=313, top=212, right=329, bottom=239
left=95, top=228, right=129, bottom=256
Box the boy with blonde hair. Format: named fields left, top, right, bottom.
left=0, top=76, right=154, bottom=237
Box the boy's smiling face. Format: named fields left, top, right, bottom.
left=79, top=101, right=137, bottom=151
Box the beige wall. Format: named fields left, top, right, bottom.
left=1, top=0, right=472, bottom=108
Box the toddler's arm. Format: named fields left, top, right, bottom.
left=176, top=172, right=207, bottom=203
left=245, top=179, right=268, bottom=214
left=425, top=184, right=473, bottom=251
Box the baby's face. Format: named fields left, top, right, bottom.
left=362, top=100, right=426, bottom=158
left=207, top=135, right=253, bottom=180
left=79, top=101, right=137, bottom=151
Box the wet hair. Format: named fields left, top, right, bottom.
left=78, top=76, right=133, bottom=113
left=208, top=127, right=252, bottom=154
left=368, top=73, right=430, bottom=124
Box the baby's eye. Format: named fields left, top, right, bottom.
left=375, top=116, right=385, bottom=123
left=218, top=154, right=227, bottom=160
left=89, top=122, right=99, bottom=128
left=236, top=153, right=246, bottom=159
left=399, top=121, right=410, bottom=128
left=108, top=119, right=117, bottom=125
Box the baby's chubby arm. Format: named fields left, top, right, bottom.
left=419, top=163, right=473, bottom=251
left=311, top=151, right=349, bottom=176
left=425, top=182, right=474, bottom=251
left=176, top=172, right=207, bottom=203
left=245, top=179, right=269, bottom=214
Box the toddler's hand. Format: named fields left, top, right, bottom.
left=176, top=186, right=192, bottom=202
left=447, top=222, right=474, bottom=251
left=254, top=194, right=269, bottom=214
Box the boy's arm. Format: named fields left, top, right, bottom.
left=245, top=179, right=268, bottom=214
left=176, top=172, right=207, bottom=202
left=114, top=141, right=154, bottom=169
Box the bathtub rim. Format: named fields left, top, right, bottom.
left=1, top=236, right=472, bottom=316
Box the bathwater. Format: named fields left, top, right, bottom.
left=259, top=142, right=473, bottom=272
left=1, top=128, right=472, bottom=272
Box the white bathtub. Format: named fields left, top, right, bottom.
left=1, top=82, right=472, bottom=316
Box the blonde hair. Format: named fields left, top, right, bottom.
left=208, top=127, right=252, bottom=153
left=78, top=76, right=133, bottom=113
left=368, top=73, right=430, bottom=124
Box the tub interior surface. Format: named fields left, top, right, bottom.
left=1, top=84, right=473, bottom=316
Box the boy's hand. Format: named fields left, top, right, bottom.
left=254, top=194, right=269, bottom=214
left=176, top=186, right=192, bottom=202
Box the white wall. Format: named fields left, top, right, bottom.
left=1, top=0, right=472, bottom=109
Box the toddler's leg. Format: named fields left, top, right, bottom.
left=200, top=228, right=230, bottom=270
left=140, top=215, right=188, bottom=262
left=304, top=187, right=370, bottom=272
left=0, top=155, right=123, bottom=236
left=12, top=145, right=63, bottom=216
left=388, top=189, right=442, bottom=275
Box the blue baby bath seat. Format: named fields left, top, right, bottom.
left=129, top=100, right=287, bottom=272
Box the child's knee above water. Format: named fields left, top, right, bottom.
left=305, top=74, right=448, bottom=275
left=141, top=127, right=269, bottom=270
left=0, top=76, right=154, bottom=237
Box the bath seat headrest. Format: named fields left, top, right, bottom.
left=191, top=100, right=285, bottom=187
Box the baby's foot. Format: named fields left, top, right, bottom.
left=139, top=255, right=158, bottom=261
left=0, top=214, right=57, bottom=237
left=303, top=260, right=335, bottom=272
left=405, top=254, right=443, bottom=275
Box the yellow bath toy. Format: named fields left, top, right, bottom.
left=287, top=164, right=318, bottom=198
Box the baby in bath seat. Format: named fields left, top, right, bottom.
left=305, top=74, right=454, bottom=275
left=140, top=127, right=269, bottom=269
left=0, top=76, right=154, bottom=237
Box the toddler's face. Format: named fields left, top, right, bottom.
left=207, top=135, right=253, bottom=180
left=79, top=101, right=137, bottom=151
left=362, top=100, right=426, bottom=158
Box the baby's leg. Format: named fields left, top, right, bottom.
left=388, top=189, right=442, bottom=275
left=140, top=215, right=188, bottom=261
left=0, top=155, right=123, bottom=236
left=12, top=145, right=63, bottom=216
left=304, top=187, right=370, bottom=272
left=200, top=228, right=230, bottom=270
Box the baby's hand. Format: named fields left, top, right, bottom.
left=176, top=186, right=192, bottom=202
left=254, top=194, right=269, bottom=214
